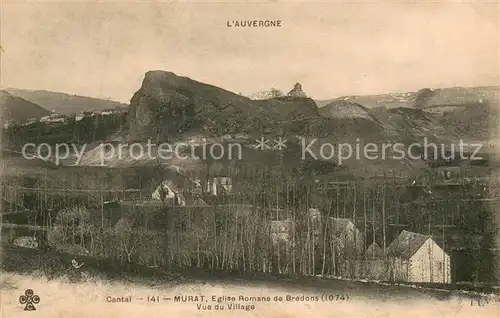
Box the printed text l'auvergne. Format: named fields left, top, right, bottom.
left=226, top=20, right=282, bottom=28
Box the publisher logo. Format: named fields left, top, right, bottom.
left=19, top=289, right=40, bottom=311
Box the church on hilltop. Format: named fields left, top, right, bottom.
left=287, top=82, right=307, bottom=98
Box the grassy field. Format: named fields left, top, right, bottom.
left=1, top=247, right=499, bottom=318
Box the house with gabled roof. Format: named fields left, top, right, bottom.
left=387, top=230, right=451, bottom=283
left=328, top=217, right=364, bottom=256
left=363, top=242, right=387, bottom=280
left=207, top=177, right=232, bottom=196
left=151, top=180, right=186, bottom=206
left=321, top=217, right=365, bottom=279
left=365, top=242, right=384, bottom=260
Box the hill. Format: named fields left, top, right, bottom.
left=314, top=99, right=335, bottom=108
left=5, top=72, right=498, bottom=180
left=0, top=91, right=50, bottom=126
left=4, top=88, right=128, bottom=115
left=126, top=71, right=319, bottom=141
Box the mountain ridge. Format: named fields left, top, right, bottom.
left=315, top=86, right=499, bottom=110
left=5, top=88, right=128, bottom=115
left=0, top=90, right=51, bottom=126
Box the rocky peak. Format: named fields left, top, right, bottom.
left=287, top=82, right=307, bottom=98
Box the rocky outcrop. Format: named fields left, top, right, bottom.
left=126, top=71, right=319, bottom=141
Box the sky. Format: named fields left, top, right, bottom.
left=1, top=1, right=499, bottom=103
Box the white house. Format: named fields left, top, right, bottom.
left=151, top=180, right=186, bottom=206
left=100, top=109, right=114, bottom=116
left=40, top=114, right=66, bottom=123
left=101, top=108, right=124, bottom=116
left=207, top=177, right=232, bottom=196
left=387, top=230, right=451, bottom=284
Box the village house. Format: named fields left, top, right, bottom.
left=326, top=217, right=365, bottom=278
left=101, top=108, right=126, bottom=116
left=100, top=109, right=115, bottom=116
left=207, top=177, right=232, bottom=196
left=386, top=230, right=451, bottom=284
left=40, top=113, right=66, bottom=123
left=328, top=217, right=365, bottom=256
left=366, top=242, right=384, bottom=259
left=363, top=242, right=387, bottom=280
left=188, top=179, right=204, bottom=195
left=151, top=180, right=187, bottom=206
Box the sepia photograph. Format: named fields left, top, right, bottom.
left=0, top=1, right=499, bottom=317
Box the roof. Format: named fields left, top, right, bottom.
left=386, top=230, right=430, bottom=259
left=328, top=217, right=353, bottom=237
left=366, top=242, right=384, bottom=259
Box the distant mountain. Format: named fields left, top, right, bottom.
left=0, top=90, right=50, bottom=125
left=5, top=88, right=128, bottom=115
left=317, top=86, right=499, bottom=112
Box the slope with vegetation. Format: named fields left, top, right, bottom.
left=5, top=88, right=128, bottom=115
left=0, top=91, right=50, bottom=126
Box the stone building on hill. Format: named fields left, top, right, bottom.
left=287, top=82, right=307, bottom=98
